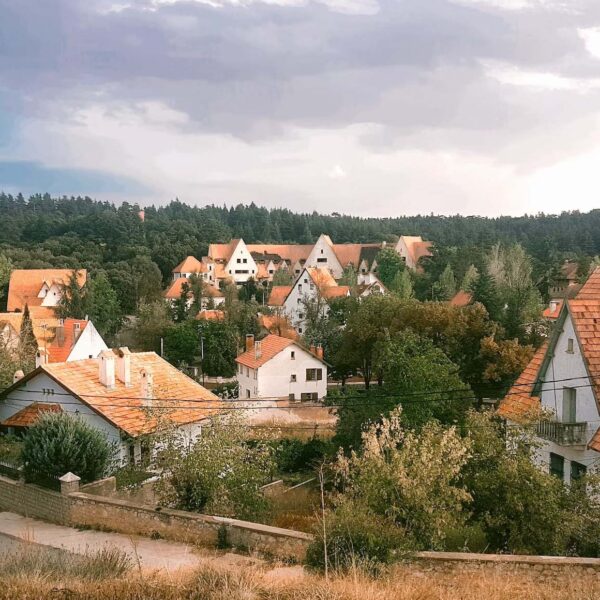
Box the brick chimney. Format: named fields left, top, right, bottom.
left=99, top=350, right=115, bottom=389
left=72, top=322, right=82, bottom=346
left=246, top=334, right=255, bottom=352
left=316, top=345, right=324, bottom=360
left=310, top=344, right=317, bottom=356
left=140, top=367, right=154, bottom=407
left=36, top=348, right=49, bottom=368
left=115, top=347, right=131, bottom=387
left=255, top=340, right=262, bottom=360
left=56, top=323, right=65, bottom=347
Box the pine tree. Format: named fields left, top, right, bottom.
left=391, top=270, right=414, bottom=299
left=18, top=304, right=37, bottom=373
left=461, top=264, right=479, bottom=291
left=56, top=271, right=86, bottom=319
left=437, top=265, right=457, bottom=301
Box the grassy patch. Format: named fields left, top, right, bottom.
left=114, top=466, right=154, bottom=489
left=0, top=435, right=24, bottom=465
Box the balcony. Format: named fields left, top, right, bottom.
left=536, top=421, right=587, bottom=447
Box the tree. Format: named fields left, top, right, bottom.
left=460, top=264, right=479, bottom=291
left=339, top=265, right=358, bottom=287
left=164, top=320, right=199, bottom=366
left=172, top=280, right=191, bottom=323
left=157, top=413, right=274, bottom=520
left=17, top=304, right=37, bottom=374
left=437, top=264, right=456, bottom=300
left=471, top=270, right=503, bottom=322
left=375, top=247, right=405, bottom=288
left=187, top=274, right=206, bottom=316
left=86, top=272, right=122, bottom=339
left=272, top=269, right=293, bottom=286
left=390, top=269, right=413, bottom=299
left=129, top=301, right=172, bottom=353
left=56, top=271, right=87, bottom=319
left=0, top=252, right=12, bottom=310
left=197, top=320, right=238, bottom=377
left=22, top=412, right=116, bottom=483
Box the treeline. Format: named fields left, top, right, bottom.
left=2, top=193, right=600, bottom=283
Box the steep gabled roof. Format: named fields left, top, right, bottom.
left=268, top=286, right=292, bottom=306
left=195, top=309, right=225, bottom=321
left=47, top=319, right=89, bottom=363
left=172, top=256, right=205, bottom=274
left=236, top=334, right=295, bottom=369
left=577, top=266, right=600, bottom=299
left=306, top=267, right=337, bottom=289
left=7, top=269, right=87, bottom=312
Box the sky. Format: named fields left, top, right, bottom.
left=2, top=0, right=600, bottom=217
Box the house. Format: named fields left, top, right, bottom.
left=497, top=267, right=600, bottom=484
left=258, top=314, right=298, bottom=341
left=283, top=267, right=350, bottom=335
left=0, top=313, right=107, bottom=365
left=176, top=233, right=432, bottom=289
left=163, top=277, right=225, bottom=309
left=449, top=290, right=473, bottom=308
left=549, top=261, right=581, bottom=300
left=235, top=334, right=327, bottom=401
left=195, top=309, right=225, bottom=322
left=7, top=269, right=87, bottom=315
left=542, top=299, right=563, bottom=321
left=0, top=349, right=224, bottom=464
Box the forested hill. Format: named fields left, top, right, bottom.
left=2, top=192, right=600, bottom=283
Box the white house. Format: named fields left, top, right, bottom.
left=498, top=267, right=600, bottom=484
left=163, top=277, right=225, bottom=308
left=172, top=256, right=215, bottom=286
left=283, top=267, right=350, bottom=335
left=0, top=349, right=224, bottom=465
left=236, top=334, right=328, bottom=401
left=394, top=236, right=432, bottom=270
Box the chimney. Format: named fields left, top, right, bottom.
left=246, top=334, right=255, bottom=352
left=56, top=324, right=65, bottom=347
left=99, top=350, right=116, bottom=389
left=72, top=322, right=82, bottom=347
left=255, top=340, right=262, bottom=360
left=316, top=345, right=324, bottom=360
left=36, top=348, right=49, bottom=368
left=115, top=347, right=132, bottom=387
left=13, top=370, right=24, bottom=384
left=310, top=344, right=317, bottom=356
left=140, top=368, right=154, bottom=407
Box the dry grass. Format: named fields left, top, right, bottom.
left=1, top=555, right=600, bottom=600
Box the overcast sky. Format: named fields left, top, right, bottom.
left=2, top=0, right=600, bottom=216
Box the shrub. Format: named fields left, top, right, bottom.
left=273, top=438, right=332, bottom=473
left=306, top=500, right=410, bottom=572
left=22, top=412, right=116, bottom=483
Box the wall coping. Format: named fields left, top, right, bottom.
left=413, top=551, right=600, bottom=567
left=70, top=492, right=313, bottom=541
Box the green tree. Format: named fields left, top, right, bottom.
left=390, top=269, right=413, bottom=299
left=18, top=304, right=37, bottom=374
left=460, top=264, right=479, bottom=291
left=129, top=301, right=172, bottom=353
left=164, top=320, right=199, bottom=366
left=22, top=412, right=116, bottom=483
left=0, top=252, right=12, bottom=310
left=157, top=413, right=274, bottom=520
left=272, top=269, right=293, bottom=286
left=86, top=272, right=122, bottom=339
left=339, top=264, right=358, bottom=287
left=437, top=264, right=456, bottom=300
left=56, top=271, right=86, bottom=319
left=197, top=320, right=238, bottom=377
left=375, top=247, right=405, bottom=288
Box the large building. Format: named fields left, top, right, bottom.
left=498, top=267, right=600, bottom=484
left=170, top=234, right=432, bottom=289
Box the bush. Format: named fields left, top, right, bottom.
left=273, top=438, right=332, bottom=473
left=306, top=501, right=410, bottom=572
left=22, top=412, right=116, bottom=483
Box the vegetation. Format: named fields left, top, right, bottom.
left=21, top=412, right=116, bottom=483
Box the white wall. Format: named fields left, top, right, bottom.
left=304, top=235, right=343, bottom=278
left=283, top=268, right=327, bottom=335
left=394, top=238, right=415, bottom=269
left=224, top=240, right=258, bottom=284
left=67, top=321, right=108, bottom=361
left=535, top=313, right=600, bottom=482
left=236, top=344, right=327, bottom=400
left=40, top=283, right=63, bottom=307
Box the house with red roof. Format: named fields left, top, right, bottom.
left=0, top=348, right=224, bottom=465
left=235, top=334, right=327, bottom=401
left=498, top=267, right=600, bottom=484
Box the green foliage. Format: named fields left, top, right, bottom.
left=272, top=269, right=293, bottom=286
left=157, top=414, right=274, bottom=521
left=390, top=269, right=413, bottom=299
left=197, top=320, right=238, bottom=377
left=86, top=272, right=122, bottom=339
left=164, top=320, right=199, bottom=366
left=375, top=247, right=405, bottom=288
left=0, top=434, right=24, bottom=465
left=0, top=251, right=12, bottom=309
left=460, top=264, right=479, bottom=291
left=17, top=304, right=37, bottom=374
left=22, top=412, right=116, bottom=483
left=272, top=438, right=332, bottom=473
left=436, top=264, right=457, bottom=300
left=128, top=300, right=172, bottom=353
left=55, top=270, right=87, bottom=319
left=338, top=265, right=358, bottom=287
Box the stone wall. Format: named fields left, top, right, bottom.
left=0, top=475, right=69, bottom=524
left=80, top=476, right=116, bottom=496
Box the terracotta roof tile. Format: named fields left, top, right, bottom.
left=195, top=310, right=225, bottom=321
left=38, top=352, right=224, bottom=437
left=332, top=244, right=380, bottom=268
left=497, top=342, right=548, bottom=422
left=259, top=315, right=299, bottom=340
left=323, top=286, right=350, bottom=299
left=236, top=334, right=296, bottom=369
left=7, top=269, right=87, bottom=312
left=47, top=319, right=88, bottom=363
left=0, top=312, right=60, bottom=349
left=577, top=267, right=600, bottom=299
left=172, top=256, right=207, bottom=274
left=588, top=427, right=600, bottom=452
left=542, top=300, right=563, bottom=320
left=164, top=278, right=224, bottom=300
left=450, top=291, right=473, bottom=307
left=2, top=402, right=62, bottom=427
left=268, top=286, right=292, bottom=306
left=306, top=267, right=337, bottom=289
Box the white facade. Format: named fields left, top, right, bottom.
left=283, top=268, right=326, bottom=335
left=534, top=313, right=600, bottom=483
left=224, top=240, right=259, bottom=283
left=304, top=234, right=343, bottom=279
left=65, top=321, right=109, bottom=361
left=237, top=344, right=327, bottom=401
left=39, top=282, right=63, bottom=307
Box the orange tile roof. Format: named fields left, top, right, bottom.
left=207, top=239, right=240, bottom=261
left=450, top=291, right=473, bottom=307
left=172, top=256, right=206, bottom=274
left=268, top=286, right=292, bottom=306
left=588, top=427, right=600, bottom=452
left=497, top=342, right=548, bottom=422
left=2, top=402, right=62, bottom=427
left=542, top=300, right=563, bottom=320
left=306, top=267, right=337, bottom=289
left=7, top=269, right=87, bottom=312
left=33, top=352, right=224, bottom=437
left=400, top=236, right=433, bottom=265
left=323, top=286, right=350, bottom=299
left=163, top=278, right=190, bottom=300
left=332, top=244, right=380, bottom=268
left=47, top=319, right=88, bottom=363
left=259, top=314, right=299, bottom=340
left=236, top=334, right=295, bottom=369
left=577, top=267, right=600, bottom=299
left=0, top=312, right=60, bottom=349
left=247, top=244, right=314, bottom=264
left=256, top=263, right=269, bottom=279
left=196, top=309, right=225, bottom=321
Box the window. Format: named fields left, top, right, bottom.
left=289, top=393, right=295, bottom=401
left=298, top=285, right=302, bottom=292
left=301, top=392, right=318, bottom=401
left=291, top=351, right=295, bottom=360
left=235, top=270, right=249, bottom=274
left=298, top=328, right=303, bottom=334
left=304, top=278, right=308, bottom=284
left=571, top=461, right=587, bottom=482
left=290, top=374, right=297, bottom=382
left=567, top=338, right=574, bottom=353
left=243, top=258, right=248, bottom=263
left=246, top=367, right=250, bottom=377
left=238, top=363, right=243, bottom=374
left=253, top=369, right=257, bottom=380
left=298, top=313, right=304, bottom=319
left=269, top=270, right=274, bottom=274
left=317, top=258, right=327, bottom=263
left=306, top=368, right=323, bottom=381
left=310, top=284, right=314, bottom=290
left=237, top=258, right=241, bottom=263
left=550, top=453, right=564, bottom=480
left=297, top=298, right=302, bottom=304
left=562, top=388, right=577, bottom=423
left=320, top=249, right=324, bottom=254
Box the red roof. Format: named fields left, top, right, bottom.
left=542, top=300, right=563, bottom=320
left=268, top=286, right=292, bottom=306
left=172, top=256, right=206, bottom=274
left=577, top=267, right=600, bottom=299
left=47, top=319, right=88, bottom=363
left=235, top=334, right=296, bottom=369
left=450, top=291, right=472, bottom=307
left=2, top=402, right=62, bottom=427
left=196, top=310, right=225, bottom=321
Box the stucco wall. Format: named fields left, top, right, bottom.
left=225, top=241, right=258, bottom=283
left=67, top=321, right=108, bottom=361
